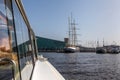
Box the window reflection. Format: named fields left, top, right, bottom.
left=0, top=0, right=20, bottom=80
left=0, top=1, right=10, bottom=52
left=12, top=0, right=34, bottom=79
left=0, top=0, right=36, bottom=79
left=0, top=0, right=14, bottom=80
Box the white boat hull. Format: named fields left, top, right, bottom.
left=31, top=56, right=65, bottom=80
left=64, top=47, right=76, bottom=53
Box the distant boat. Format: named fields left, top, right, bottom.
left=104, top=45, right=120, bottom=54
left=64, top=47, right=76, bottom=53
left=96, top=40, right=106, bottom=54
left=111, top=48, right=119, bottom=53
left=64, top=14, right=79, bottom=53
left=96, top=47, right=106, bottom=53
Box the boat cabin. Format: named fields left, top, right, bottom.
left=0, top=0, right=38, bottom=80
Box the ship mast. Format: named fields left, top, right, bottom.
left=68, top=17, right=71, bottom=47
left=68, top=14, right=78, bottom=47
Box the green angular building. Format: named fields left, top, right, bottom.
left=36, top=36, right=65, bottom=52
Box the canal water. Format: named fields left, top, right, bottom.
left=40, top=52, right=120, bottom=80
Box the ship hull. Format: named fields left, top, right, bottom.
left=64, top=47, right=76, bottom=53
left=96, top=48, right=106, bottom=54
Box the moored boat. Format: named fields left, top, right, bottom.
left=96, top=47, right=106, bottom=53
left=64, top=14, right=79, bottom=53
left=108, top=48, right=119, bottom=54
left=64, top=47, right=76, bottom=53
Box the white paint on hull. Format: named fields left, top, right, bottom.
left=31, top=57, right=65, bottom=80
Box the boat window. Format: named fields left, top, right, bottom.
left=0, top=1, right=12, bottom=80
left=12, top=0, right=34, bottom=79
left=0, top=0, right=20, bottom=80
left=0, top=1, right=9, bottom=51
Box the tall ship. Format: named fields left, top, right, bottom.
left=64, top=14, right=79, bottom=53
left=0, top=0, right=65, bottom=80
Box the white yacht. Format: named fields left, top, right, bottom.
left=0, top=0, right=65, bottom=80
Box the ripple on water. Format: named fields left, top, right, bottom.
left=41, top=52, right=120, bottom=80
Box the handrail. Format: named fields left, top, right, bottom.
left=15, top=0, right=38, bottom=59
left=0, top=58, right=17, bottom=80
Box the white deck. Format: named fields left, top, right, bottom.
left=31, top=57, right=65, bottom=80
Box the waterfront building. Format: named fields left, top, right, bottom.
left=36, top=36, right=65, bottom=52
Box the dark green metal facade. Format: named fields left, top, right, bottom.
left=36, top=36, right=65, bottom=51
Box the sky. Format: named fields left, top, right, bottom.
left=22, top=0, right=120, bottom=47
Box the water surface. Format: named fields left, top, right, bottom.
left=41, top=52, right=120, bottom=80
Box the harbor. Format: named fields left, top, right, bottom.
left=35, top=36, right=120, bottom=54
left=41, top=52, right=120, bottom=80
left=1, top=0, right=120, bottom=80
